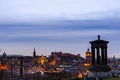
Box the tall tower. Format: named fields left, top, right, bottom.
left=33, top=48, right=36, bottom=57
left=86, top=48, right=92, bottom=64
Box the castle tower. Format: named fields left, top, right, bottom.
left=33, top=48, right=36, bottom=57
left=84, top=48, right=92, bottom=67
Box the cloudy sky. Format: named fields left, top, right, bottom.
left=0, top=0, right=120, bottom=57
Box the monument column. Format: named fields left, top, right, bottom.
left=89, top=35, right=111, bottom=78
left=91, top=47, right=95, bottom=65
left=101, top=47, right=104, bottom=65
left=97, top=47, right=100, bottom=65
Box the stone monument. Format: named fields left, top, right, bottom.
left=88, top=35, right=111, bottom=78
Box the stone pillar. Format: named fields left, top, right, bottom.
left=92, top=47, right=95, bottom=65
left=97, top=48, right=100, bottom=65
left=101, top=48, right=105, bottom=65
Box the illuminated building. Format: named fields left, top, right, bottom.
left=50, top=51, right=84, bottom=65
left=50, top=60, right=56, bottom=66
left=77, top=72, right=83, bottom=79
left=0, top=60, right=7, bottom=80
left=38, top=54, right=48, bottom=65
left=84, top=48, right=91, bottom=67
left=0, top=61, right=7, bottom=70
left=85, top=48, right=91, bottom=65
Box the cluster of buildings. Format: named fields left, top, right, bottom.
left=0, top=35, right=120, bottom=80
left=0, top=47, right=92, bottom=79
left=108, top=56, right=120, bottom=77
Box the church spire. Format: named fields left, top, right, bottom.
left=33, top=48, right=36, bottom=57
left=2, top=51, right=7, bottom=58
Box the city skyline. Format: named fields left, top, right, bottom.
left=0, top=0, right=120, bottom=57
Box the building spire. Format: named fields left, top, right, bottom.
left=2, top=51, right=7, bottom=57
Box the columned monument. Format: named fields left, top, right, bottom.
left=88, top=35, right=111, bottom=78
